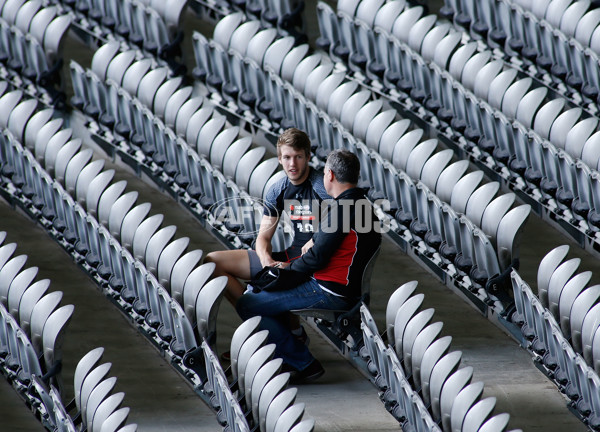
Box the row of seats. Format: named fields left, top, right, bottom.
left=192, top=14, right=532, bottom=311
left=0, top=56, right=309, bottom=430
left=48, top=0, right=184, bottom=59
left=0, top=0, right=71, bottom=63
left=199, top=12, right=530, bottom=237
left=73, top=347, right=137, bottom=432
left=0, top=86, right=258, bottom=430
left=510, top=251, right=600, bottom=430
left=0, top=228, right=138, bottom=431
left=187, top=0, right=305, bottom=32
left=0, top=11, right=69, bottom=86
left=70, top=45, right=293, bottom=250
left=536, top=245, right=600, bottom=374
left=320, top=0, right=600, bottom=175
left=510, top=0, right=600, bottom=53
left=314, top=0, right=600, bottom=254
left=219, top=316, right=314, bottom=432
left=0, top=229, right=73, bottom=407
left=440, top=0, right=600, bottom=154
left=442, top=0, right=600, bottom=108
left=360, top=281, right=520, bottom=432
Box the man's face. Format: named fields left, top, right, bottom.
left=279, top=145, right=309, bottom=184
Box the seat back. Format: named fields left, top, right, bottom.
left=195, top=276, right=227, bottom=344
left=74, top=347, right=104, bottom=411
left=559, top=272, right=592, bottom=336
left=420, top=336, right=452, bottom=406
left=274, top=403, right=305, bottom=432
left=80, top=363, right=112, bottom=417
left=156, top=237, right=189, bottom=289
left=97, top=407, right=130, bottom=432
left=411, top=322, right=443, bottom=387
left=258, top=372, right=291, bottom=432
left=265, top=388, right=297, bottom=432
left=42, top=304, right=74, bottom=389
left=251, top=358, right=283, bottom=421
left=401, top=309, right=435, bottom=376
left=7, top=266, right=37, bottom=318
left=462, top=397, right=497, bottom=432
left=91, top=392, right=125, bottom=432
left=360, top=246, right=381, bottom=305
left=392, top=294, right=424, bottom=357
left=169, top=250, right=203, bottom=303
left=17, top=279, right=49, bottom=334
left=385, top=281, right=418, bottom=341
left=478, top=413, right=510, bottom=432
left=537, top=245, right=570, bottom=308
left=450, top=381, right=485, bottom=432
left=85, top=377, right=117, bottom=428
left=439, top=366, right=474, bottom=431
left=243, top=343, right=276, bottom=407
left=0, top=254, right=28, bottom=306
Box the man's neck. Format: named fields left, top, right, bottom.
left=331, top=184, right=356, bottom=199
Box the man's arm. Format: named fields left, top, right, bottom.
left=301, top=238, right=314, bottom=255
left=255, top=215, right=279, bottom=267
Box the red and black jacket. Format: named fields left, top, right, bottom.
left=288, top=187, right=382, bottom=300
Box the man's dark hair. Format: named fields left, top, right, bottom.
left=277, top=128, right=311, bottom=158
left=326, top=149, right=360, bottom=184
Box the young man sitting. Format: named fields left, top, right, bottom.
left=204, top=128, right=330, bottom=347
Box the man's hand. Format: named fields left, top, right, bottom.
left=301, top=238, right=314, bottom=255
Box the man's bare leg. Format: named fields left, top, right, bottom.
left=206, top=250, right=307, bottom=343
left=204, top=250, right=251, bottom=305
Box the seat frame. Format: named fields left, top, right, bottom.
left=291, top=247, right=381, bottom=351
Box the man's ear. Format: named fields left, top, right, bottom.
left=327, top=169, right=335, bottom=182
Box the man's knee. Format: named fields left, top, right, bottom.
left=204, top=251, right=217, bottom=265
left=204, top=250, right=251, bottom=279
